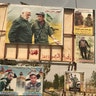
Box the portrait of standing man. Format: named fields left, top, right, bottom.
left=8, top=8, right=32, bottom=43
left=75, top=36, right=94, bottom=63
left=31, top=12, right=60, bottom=45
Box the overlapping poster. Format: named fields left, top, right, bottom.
left=74, top=8, right=94, bottom=36
left=6, top=4, right=63, bottom=45
left=65, top=72, right=84, bottom=92
left=0, top=65, right=43, bottom=96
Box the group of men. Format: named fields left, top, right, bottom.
left=8, top=8, right=59, bottom=45
left=75, top=11, right=93, bottom=27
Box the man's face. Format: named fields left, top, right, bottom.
left=88, top=15, right=91, bottom=18
left=22, top=11, right=31, bottom=20
left=30, top=75, right=37, bottom=84
left=37, top=15, right=44, bottom=22
left=7, top=73, right=14, bottom=80
left=25, top=11, right=31, bottom=20
left=81, top=37, right=85, bottom=40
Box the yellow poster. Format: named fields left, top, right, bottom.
left=74, top=8, right=94, bottom=36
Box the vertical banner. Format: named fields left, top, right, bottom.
left=75, top=36, right=94, bottom=63
left=64, top=9, right=73, bottom=34
left=63, top=37, right=72, bottom=61
left=0, top=65, right=43, bottom=96
left=0, top=4, right=8, bottom=59
left=0, top=4, right=7, bottom=30
left=65, top=72, right=84, bottom=92
left=74, top=8, right=94, bottom=36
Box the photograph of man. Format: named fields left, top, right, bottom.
left=0, top=72, right=15, bottom=91
left=25, top=72, right=41, bottom=92
left=8, top=8, right=32, bottom=43
left=69, top=74, right=79, bottom=89
left=31, top=12, right=60, bottom=45
left=74, top=11, right=84, bottom=26
left=84, top=14, right=93, bottom=27
left=79, top=37, right=90, bottom=59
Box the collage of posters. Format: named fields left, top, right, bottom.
left=0, top=65, right=43, bottom=96
left=74, top=8, right=95, bottom=64
left=0, top=3, right=96, bottom=96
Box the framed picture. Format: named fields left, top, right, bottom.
left=0, top=65, right=43, bottom=96
left=65, top=71, right=84, bottom=92
left=74, top=8, right=94, bottom=36
left=75, top=36, right=94, bottom=63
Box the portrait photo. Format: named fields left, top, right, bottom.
left=65, top=72, right=84, bottom=92
left=75, top=36, right=94, bottom=63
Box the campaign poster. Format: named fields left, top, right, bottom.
left=74, top=8, right=94, bottom=36
left=6, top=4, right=63, bottom=45
left=65, top=72, right=84, bottom=92
left=75, top=36, right=94, bottom=63
left=0, top=65, right=43, bottom=96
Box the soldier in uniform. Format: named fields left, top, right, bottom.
left=8, top=8, right=32, bottom=43
left=70, top=74, right=79, bottom=89
left=0, top=72, right=14, bottom=91
left=74, top=11, right=84, bottom=26
left=84, top=14, right=93, bottom=27
left=79, top=37, right=90, bottom=59
left=25, top=72, right=41, bottom=92
left=31, top=12, right=60, bottom=45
